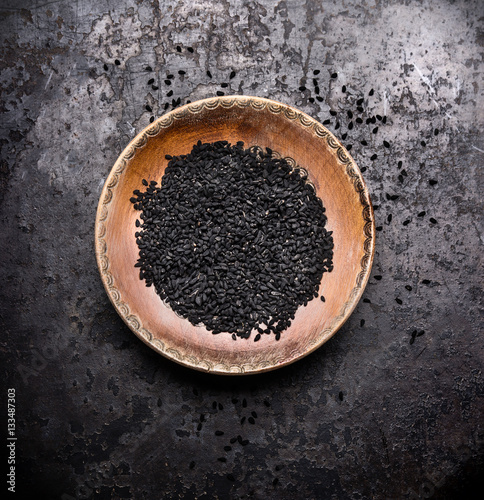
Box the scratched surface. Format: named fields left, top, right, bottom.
left=1, top=0, right=483, bottom=498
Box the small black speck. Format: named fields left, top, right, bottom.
left=230, top=70, right=236, bottom=79
left=103, top=63, right=108, bottom=71
left=369, top=88, right=374, bottom=96
left=323, top=119, right=331, bottom=125
left=371, top=154, right=377, bottom=161
left=421, top=140, right=426, bottom=147
left=434, top=128, right=439, bottom=136
left=422, top=279, right=431, bottom=285
left=189, top=461, right=195, bottom=469
left=176, top=45, right=181, bottom=52
left=146, top=66, right=153, bottom=71
left=405, top=285, right=413, bottom=291
left=148, top=78, right=154, bottom=85
left=395, top=298, right=403, bottom=305
left=178, top=70, right=186, bottom=75
left=403, top=220, right=410, bottom=226
left=418, top=211, right=426, bottom=217
left=361, top=140, right=368, bottom=146
left=361, top=167, right=367, bottom=173
left=316, top=96, right=324, bottom=102
left=187, top=47, right=194, bottom=53
left=167, top=90, right=173, bottom=97
left=114, top=59, right=121, bottom=66
left=429, top=179, right=438, bottom=186
left=330, top=110, right=337, bottom=116
left=152, top=85, right=159, bottom=90
left=217, top=457, right=227, bottom=462
left=398, top=161, right=402, bottom=168
left=215, top=430, right=224, bottom=436
left=383, top=140, right=390, bottom=148
left=313, top=69, right=320, bottom=75
left=207, top=70, right=212, bottom=78
left=338, top=391, right=344, bottom=401
left=227, top=474, right=235, bottom=482
left=374, top=275, right=382, bottom=281
left=331, top=72, right=337, bottom=78
left=320, top=295, right=325, bottom=302
left=375, top=226, right=383, bottom=231
left=363, top=298, right=371, bottom=303
left=224, top=446, right=232, bottom=452
left=273, top=478, right=279, bottom=486
left=387, top=214, right=392, bottom=223
left=146, top=105, right=152, bottom=112
left=429, top=217, right=437, bottom=224
left=264, top=400, right=271, bottom=407
left=346, top=144, right=353, bottom=150
left=299, top=86, right=307, bottom=91
left=149, top=116, right=154, bottom=123
left=417, top=330, right=425, bottom=337
left=410, top=336, right=415, bottom=345
left=360, top=319, right=365, bottom=327
left=342, top=85, right=346, bottom=92
left=216, top=91, right=224, bottom=96
left=372, top=126, right=379, bottom=134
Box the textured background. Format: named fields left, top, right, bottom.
left=1, top=0, right=483, bottom=498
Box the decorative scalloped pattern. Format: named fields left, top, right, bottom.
left=96, top=96, right=374, bottom=374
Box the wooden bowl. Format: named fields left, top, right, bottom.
left=95, top=96, right=375, bottom=375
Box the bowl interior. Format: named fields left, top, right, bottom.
left=96, top=96, right=374, bottom=374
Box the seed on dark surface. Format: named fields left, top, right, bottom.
left=230, top=70, right=236, bottom=79
left=331, top=72, right=337, bottom=78
left=361, top=140, right=368, bottom=146
left=429, top=179, right=438, bottom=186
left=360, top=167, right=367, bottom=173
left=242, top=398, right=247, bottom=408
left=131, top=141, right=334, bottom=340
left=230, top=437, right=237, bottom=444
left=410, top=336, right=415, bottom=345
left=346, top=144, right=353, bottom=151
left=363, top=298, right=371, bottom=303
left=398, top=161, right=402, bottom=168
left=360, top=319, right=365, bottom=327
left=395, top=298, right=403, bottom=304
left=398, top=175, right=404, bottom=182
left=374, top=275, right=382, bottom=280
left=218, top=403, right=223, bottom=410
left=146, top=65, right=153, bottom=71
left=387, top=214, right=392, bottom=223
left=273, top=478, right=279, bottom=486
left=417, top=330, right=425, bottom=337
left=217, top=457, right=227, bottom=462
left=264, top=400, right=271, bottom=407
left=429, top=217, right=437, bottom=224
left=313, top=69, right=320, bottom=75
left=434, top=128, right=439, bottom=136
left=114, top=59, right=120, bottom=65
left=248, top=417, right=255, bottom=425
left=418, top=211, right=426, bottom=217
left=405, top=285, right=413, bottom=291
left=240, top=417, right=246, bottom=424
left=164, top=79, right=172, bottom=85
left=197, top=423, right=202, bottom=431
left=189, top=461, right=195, bottom=469
left=227, top=474, right=235, bottom=482
left=338, top=391, right=344, bottom=401
left=403, top=220, right=410, bottom=226
left=251, top=411, right=258, bottom=418
left=215, top=430, right=224, bottom=436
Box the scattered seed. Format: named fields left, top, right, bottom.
left=273, top=478, right=279, bottom=486
left=342, top=85, right=346, bottom=92
left=187, top=47, right=194, bottom=53
left=417, top=211, right=426, bottom=217
left=189, top=461, right=195, bottom=469
left=207, top=70, right=212, bottom=78
left=421, top=140, right=426, bottom=147
left=178, top=70, right=186, bottom=75
left=429, top=217, right=437, bottom=224
left=227, top=473, right=235, bottom=482
left=148, top=78, right=155, bottom=85
left=338, top=391, right=344, bottom=401
left=360, top=319, right=365, bottom=327
left=103, top=63, right=108, bottom=71
left=363, top=298, right=371, bottom=303
left=215, top=430, right=224, bottom=436
left=405, top=285, right=412, bottom=291
left=299, top=86, right=307, bottom=91
left=216, top=91, right=224, bottom=96
left=383, top=140, right=390, bottom=148
left=146, top=66, right=153, bottom=71
left=224, top=446, right=232, bottom=452
left=320, top=295, right=325, bottom=302
left=395, top=298, right=402, bottom=304
left=403, top=220, right=410, bottom=226
left=149, top=116, right=154, bottom=123
left=217, top=457, right=227, bottom=462
left=374, top=275, right=382, bottom=280
left=176, top=45, right=181, bottom=52
left=370, top=154, right=377, bottom=161
left=422, top=279, right=431, bottom=284
left=331, top=72, right=337, bottom=79
left=230, top=70, right=236, bottom=79
left=369, top=88, right=374, bottom=96
left=387, top=214, right=392, bottom=223
left=114, top=59, right=120, bottom=65
left=429, top=179, right=438, bottom=186
left=372, top=127, right=379, bottom=134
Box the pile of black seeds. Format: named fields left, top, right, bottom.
left=131, top=141, right=333, bottom=340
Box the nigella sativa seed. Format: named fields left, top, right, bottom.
left=131, top=141, right=334, bottom=340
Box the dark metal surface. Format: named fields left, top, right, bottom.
left=1, top=0, right=483, bottom=498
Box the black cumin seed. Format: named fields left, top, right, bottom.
left=315, top=86, right=320, bottom=94
left=217, top=457, right=226, bottom=462
left=142, top=179, right=148, bottom=186
left=150, top=116, right=154, bottom=123
left=320, top=295, right=325, bottom=302
left=348, top=121, right=353, bottom=130
left=230, top=70, right=236, bottom=79
left=299, top=86, right=306, bottom=91
left=372, top=126, right=379, bottom=134
left=152, top=85, right=159, bottom=90
left=338, top=391, right=344, bottom=401
left=178, top=70, right=186, bottom=75
left=103, top=63, right=108, bottom=71
left=398, top=175, right=404, bottom=182
left=224, top=446, right=232, bottom=452
left=363, top=298, right=371, bottom=303
left=176, top=45, right=181, bottom=52
left=197, top=423, right=202, bottom=431
left=429, top=179, right=438, bottom=186
left=417, top=330, right=425, bottom=337
left=387, top=214, right=392, bottom=222
left=403, top=220, right=410, bottom=226
left=383, top=140, right=390, bottom=148
left=216, top=91, right=224, bottom=96
left=376, top=226, right=383, bottom=231
left=357, top=98, right=364, bottom=105
left=114, top=59, right=120, bottom=65
left=405, top=285, right=412, bottom=291
left=248, top=417, right=255, bottom=424
left=207, top=70, right=212, bottom=78
left=313, top=69, right=320, bottom=75
left=410, top=336, right=415, bottom=345
left=323, top=119, right=331, bottom=125
left=371, top=154, right=377, bottom=161
left=342, top=85, right=346, bottom=92
left=330, top=110, right=337, bottom=116
left=309, top=97, right=315, bottom=103
left=434, top=128, right=439, bottom=135
left=189, top=461, right=195, bottom=469
left=264, top=400, right=271, bottom=407
left=240, top=417, right=246, bottom=424
left=374, top=275, right=382, bottom=280
left=395, top=298, right=403, bottom=304
left=361, top=140, right=368, bottom=146
left=227, top=474, right=236, bottom=482
left=418, top=211, right=426, bottom=217
left=146, top=105, right=152, bottom=112
left=316, top=96, right=324, bottom=102
left=360, top=319, right=365, bottom=327
left=361, top=167, right=367, bottom=173
left=254, top=334, right=261, bottom=342
left=146, top=65, right=153, bottom=71
left=165, top=79, right=172, bottom=85
left=275, top=464, right=284, bottom=471
left=369, top=88, right=374, bottom=96
left=187, top=47, right=194, bottom=53
left=218, top=403, right=223, bottom=410
left=273, top=478, right=279, bottom=486
left=421, top=140, right=426, bottom=147
left=251, top=411, right=258, bottom=418
left=221, top=82, right=228, bottom=88
left=242, top=398, right=247, bottom=408
left=148, top=78, right=154, bottom=85
left=429, top=217, right=437, bottom=224
left=346, top=144, right=353, bottom=150
left=215, top=430, right=224, bottom=436
left=164, top=103, right=169, bottom=110
left=422, top=279, right=431, bottom=284
left=331, top=72, right=337, bottom=78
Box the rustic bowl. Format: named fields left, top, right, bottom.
left=95, top=95, right=375, bottom=375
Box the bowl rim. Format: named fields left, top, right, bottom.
left=95, top=95, right=375, bottom=375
